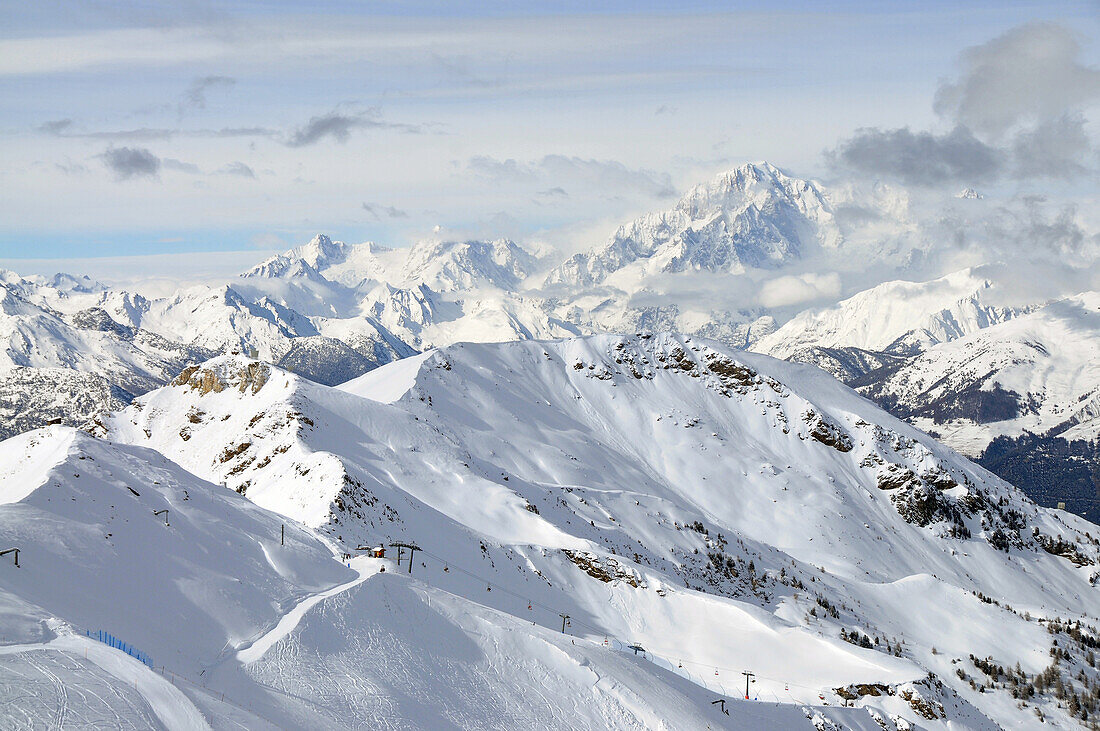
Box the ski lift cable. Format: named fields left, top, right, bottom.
left=416, top=547, right=604, bottom=629
left=415, top=547, right=821, bottom=691
left=410, top=546, right=823, bottom=694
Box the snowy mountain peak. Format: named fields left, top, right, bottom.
left=292, top=233, right=351, bottom=269
left=957, top=187, right=984, bottom=200
left=243, top=234, right=358, bottom=279
left=171, top=355, right=275, bottom=396
left=701, top=161, right=802, bottom=199
left=241, top=253, right=325, bottom=280
left=856, top=290, right=1100, bottom=455
left=401, top=238, right=539, bottom=291
left=545, top=160, right=840, bottom=287
left=48, top=272, right=106, bottom=293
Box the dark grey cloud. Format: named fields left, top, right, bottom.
left=181, top=75, right=235, bottom=113
left=285, top=110, right=423, bottom=147
left=1011, top=113, right=1091, bottom=179
left=1012, top=197, right=1089, bottom=256
left=98, top=147, right=160, bottom=179
left=830, top=126, right=1002, bottom=186
left=362, top=202, right=408, bottom=218
left=39, top=119, right=73, bottom=135
left=286, top=113, right=359, bottom=146
left=94, top=148, right=206, bottom=179
left=218, top=161, right=256, bottom=178
left=933, top=22, right=1100, bottom=139
left=830, top=22, right=1099, bottom=186
left=927, top=195, right=1093, bottom=268
left=537, top=187, right=568, bottom=198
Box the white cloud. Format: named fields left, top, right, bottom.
left=933, top=22, right=1100, bottom=139
left=830, top=22, right=1100, bottom=186
left=758, top=272, right=842, bottom=309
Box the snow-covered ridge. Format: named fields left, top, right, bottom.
left=0, top=425, right=868, bottom=728
left=755, top=268, right=1030, bottom=359
left=856, top=291, right=1100, bottom=454
left=0, top=161, right=1094, bottom=514
left=246, top=233, right=539, bottom=294
left=72, top=333, right=1100, bottom=726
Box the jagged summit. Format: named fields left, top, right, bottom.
left=956, top=187, right=984, bottom=200
left=293, top=233, right=350, bottom=267
left=545, top=161, right=839, bottom=287
left=400, top=238, right=538, bottom=291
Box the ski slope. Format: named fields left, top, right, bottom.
left=86, top=333, right=1100, bottom=727
left=0, top=424, right=901, bottom=729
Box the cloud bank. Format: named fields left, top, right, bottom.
left=830, top=22, right=1100, bottom=186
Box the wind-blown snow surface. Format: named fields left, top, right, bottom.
left=0, top=426, right=349, bottom=727
left=74, top=333, right=1100, bottom=728
left=0, top=428, right=868, bottom=729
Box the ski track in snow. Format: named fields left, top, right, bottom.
left=236, top=556, right=382, bottom=665
left=4, top=327, right=1098, bottom=728
left=0, top=631, right=208, bottom=730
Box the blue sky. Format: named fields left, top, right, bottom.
left=0, top=0, right=1096, bottom=262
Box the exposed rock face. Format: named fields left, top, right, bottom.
left=275, top=336, right=379, bottom=387
left=69, top=307, right=135, bottom=338
left=0, top=367, right=133, bottom=440
left=173, top=359, right=270, bottom=395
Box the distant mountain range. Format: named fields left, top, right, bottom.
left=0, top=161, right=1096, bottom=521
left=3, top=162, right=1100, bottom=728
